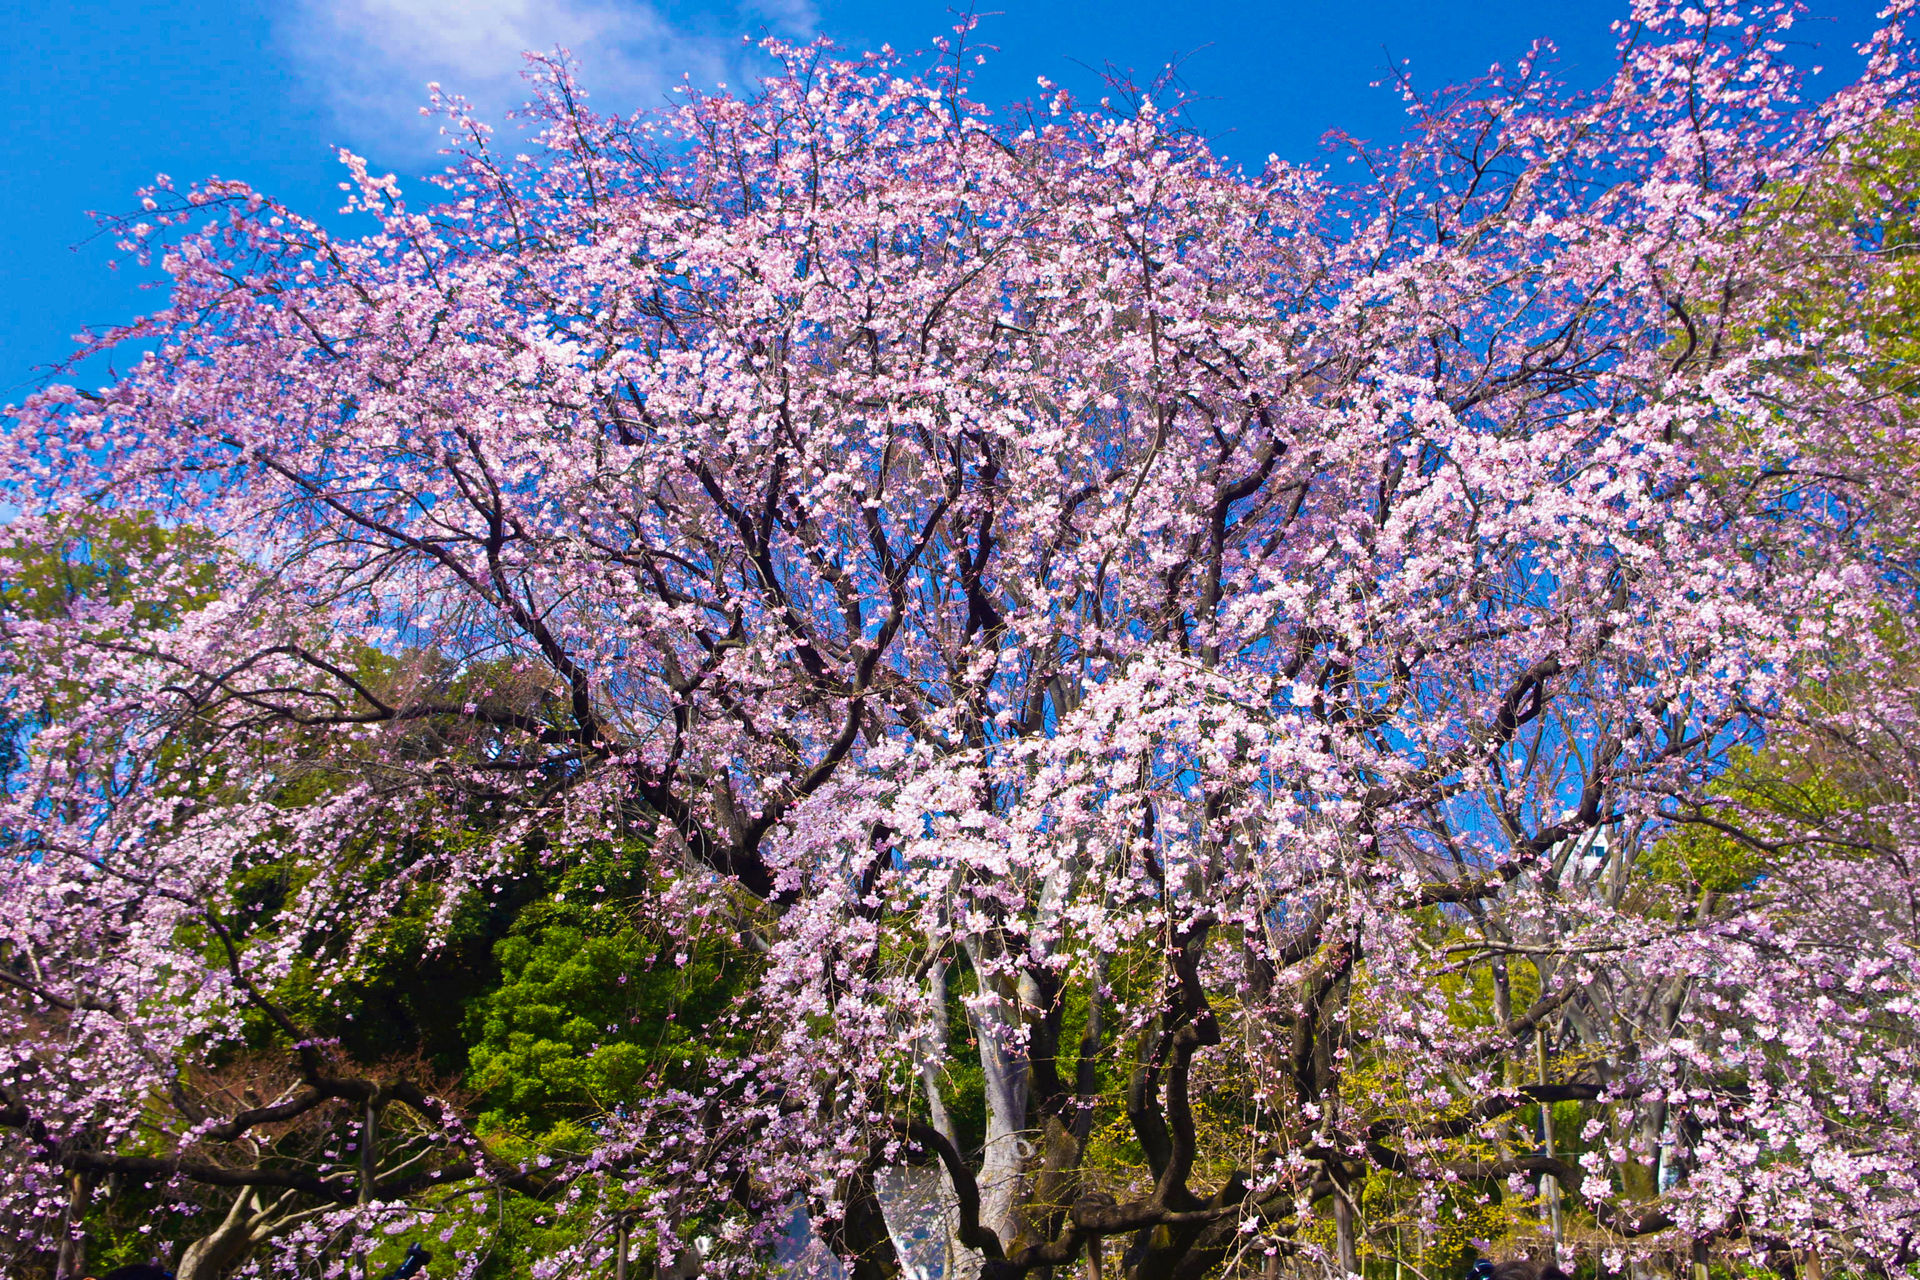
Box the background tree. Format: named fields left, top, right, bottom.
left=0, top=518, right=688, bottom=1277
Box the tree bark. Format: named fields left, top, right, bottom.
left=176, top=1189, right=262, bottom=1280
left=1331, top=1185, right=1360, bottom=1279
left=965, top=939, right=1033, bottom=1250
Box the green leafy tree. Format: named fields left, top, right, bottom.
left=467, top=860, right=753, bottom=1138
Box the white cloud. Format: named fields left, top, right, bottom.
left=282, top=0, right=817, bottom=163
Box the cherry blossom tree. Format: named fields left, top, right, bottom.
left=5, top=1, right=1920, bottom=1277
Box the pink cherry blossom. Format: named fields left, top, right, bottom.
left=5, top=5, right=1920, bottom=1277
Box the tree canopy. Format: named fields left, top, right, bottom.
left=4, top=4, right=1920, bottom=1278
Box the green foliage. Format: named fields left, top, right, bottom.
left=1764, top=111, right=1920, bottom=391
left=0, top=509, right=221, bottom=626
left=70, top=1175, right=183, bottom=1275
left=464, top=837, right=754, bottom=1136
left=466, top=915, right=742, bottom=1134
left=0, top=510, right=223, bottom=796
left=429, top=1185, right=606, bottom=1280
left=1647, top=741, right=1868, bottom=894
left=260, top=854, right=554, bottom=1073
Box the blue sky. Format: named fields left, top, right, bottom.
left=1, top=0, right=1886, bottom=396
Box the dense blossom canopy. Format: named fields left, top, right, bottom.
left=4, top=2, right=1920, bottom=1278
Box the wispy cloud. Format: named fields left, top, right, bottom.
left=281, top=0, right=818, bottom=163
